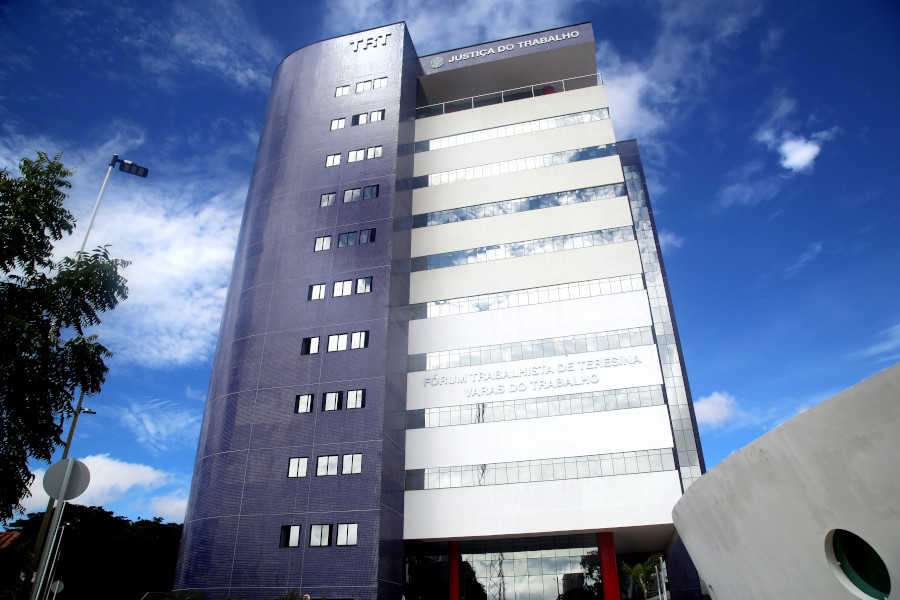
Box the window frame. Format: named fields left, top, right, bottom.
left=295, top=394, right=314, bottom=413
left=356, top=277, right=372, bottom=294
left=330, top=118, right=345, bottom=130
left=327, top=333, right=348, bottom=352
left=316, top=455, right=339, bottom=476
left=342, top=453, right=362, bottom=475
left=348, top=149, right=365, bottom=162
left=320, top=192, right=336, bottom=207
left=343, top=188, right=361, bottom=203
left=362, top=184, right=379, bottom=200
left=325, top=153, right=341, bottom=167
left=335, top=85, right=349, bottom=97
left=337, top=232, right=357, bottom=248
left=346, top=389, right=366, bottom=409
left=308, top=283, right=326, bottom=300
left=310, top=524, right=332, bottom=547
left=336, top=523, right=358, bottom=546
left=314, top=236, right=331, bottom=252
left=333, top=280, right=352, bottom=297
left=366, top=145, right=383, bottom=159
left=373, top=77, right=387, bottom=89
left=350, top=330, right=369, bottom=349
left=323, top=391, right=342, bottom=411
left=300, top=337, right=319, bottom=355
left=288, top=457, right=308, bottom=478
left=358, top=228, right=376, bottom=244
left=280, top=525, right=301, bottom=548
left=370, top=109, right=385, bottom=122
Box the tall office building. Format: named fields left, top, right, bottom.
left=175, top=22, right=705, bottom=600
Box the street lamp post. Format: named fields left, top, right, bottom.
left=26, top=153, right=149, bottom=595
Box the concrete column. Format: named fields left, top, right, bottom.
left=449, top=540, right=460, bottom=600
left=597, top=532, right=620, bottom=600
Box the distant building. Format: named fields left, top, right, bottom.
left=673, top=363, right=899, bottom=600
left=175, top=21, right=705, bottom=600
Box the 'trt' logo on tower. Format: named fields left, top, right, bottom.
left=350, top=32, right=392, bottom=52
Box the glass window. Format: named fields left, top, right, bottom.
left=280, top=525, right=301, bottom=548
left=330, top=118, right=345, bottom=130
left=355, top=80, right=372, bottom=93
left=314, top=236, right=331, bottom=251
left=310, top=524, right=331, bottom=547
left=308, top=283, right=326, bottom=300
left=366, top=145, right=383, bottom=159
left=335, top=85, right=349, bottom=97
left=295, top=394, right=313, bottom=413
left=343, top=188, right=361, bottom=203
left=342, top=453, right=362, bottom=474
left=319, top=192, right=336, bottom=207
left=373, top=77, right=387, bottom=89
left=362, top=184, right=379, bottom=199
left=346, top=389, right=365, bottom=409
left=356, top=277, right=372, bottom=294
left=338, top=232, right=357, bottom=247
left=325, top=153, right=340, bottom=167
left=333, top=280, right=352, bottom=297
left=336, top=523, right=358, bottom=546
left=348, top=149, right=365, bottom=162
left=316, top=455, right=338, bottom=476
left=351, top=112, right=368, bottom=126
left=323, top=392, right=342, bottom=411
left=327, top=333, right=348, bottom=352
left=359, top=228, right=375, bottom=244
left=350, top=331, right=368, bottom=349
left=370, top=109, right=384, bottom=122
left=288, top=457, right=308, bottom=477
left=300, top=337, right=319, bottom=355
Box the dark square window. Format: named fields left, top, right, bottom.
left=338, top=232, right=357, bottom=247
left=359, top=228, right=375, bottom=244
left=363, top=184, right=379, bottom=200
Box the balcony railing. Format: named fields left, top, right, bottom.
left=415, top=73, right=604, bottom=120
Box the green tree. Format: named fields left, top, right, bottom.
left=0, top=152, right=129, bottom=521
left=621, top=553, right=663, bottom=599
left=2, top=505, right=182, bottom=599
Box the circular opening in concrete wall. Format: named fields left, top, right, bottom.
left=825, top=529, right=891, bottom=599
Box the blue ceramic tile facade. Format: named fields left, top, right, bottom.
left=175, top=23, right=418, bottom=600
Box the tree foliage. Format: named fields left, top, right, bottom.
left=0, top=152, right=129, bottom=521
left=621, top=553, right=664, bottom=599
left=1, top=505, right=181, bottom=599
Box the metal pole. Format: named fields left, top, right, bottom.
left=655, top=566, right=661, bottom=600
left=660, top=557, right=668, bottom=600
left=27, top=152, right=117, bottom=588
left=45, top=524, right=67, bottom=600
left=78, top=154, right=117, bottom=255
left=31, top=460, right=73, bottom=600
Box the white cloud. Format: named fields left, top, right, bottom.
left=658, top=230, right=685, bottom=252
left=714, top=160, right=784, bottom=210
left=694, top=391, right=747, bottom=430
left=783, top=241, right=823, bottom=278
left=111, top=399, right=203, bottom=453
left=147, top=491, right=189, bottom=523
left=22, top=454, right=171, bottom=513
left=754, top=95, right=838, bottom=173
left=854, top=321, right=900, bottom=363
left=0, top=123, right=245, bottom=369
left=777, top=137, right=822, bottom=172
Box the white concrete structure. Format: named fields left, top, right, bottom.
left=404, top=26, right=706, bottom=598
left=673, top=363, right=900, bottom=600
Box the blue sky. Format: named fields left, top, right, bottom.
left=2, top=0, right=898, bottom=523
